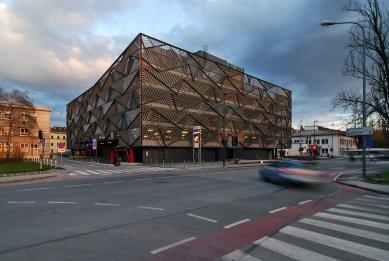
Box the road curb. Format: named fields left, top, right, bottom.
left=0, top=175, right=57, bottom=184
left=336, top=180, right=389, bottom=196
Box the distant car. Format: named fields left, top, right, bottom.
left=375, top=154, right=389, bottom=161
left=259, top=160, right=324, bottom=185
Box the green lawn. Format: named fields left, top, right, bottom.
left=365, top=171, right=389, bottom=184
left=0, top=161, right=61, bottom=175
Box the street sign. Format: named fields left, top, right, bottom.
left=366, top=137, right=374, bottom=147
left=58, top=142, right=66, bottom=153
left=92, top=139, right=97, bottom=150
left=346, top=127, right=373, bottom=136
left=41, top=137, right=46, bottom=148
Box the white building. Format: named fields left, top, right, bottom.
left=289, top=125, right=358, bottom=157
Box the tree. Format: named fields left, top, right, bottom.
left=0, top=87, right=37, bottom=162
left=331, top=0, right=389, bottom=145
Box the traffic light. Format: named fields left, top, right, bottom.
left=312, top=145, right=318, bottom=151
left=38, top=129, right=43, bottom=140
left=232, top=136, right=238, bottom=146
left=330, top=147, right=333, bottom=152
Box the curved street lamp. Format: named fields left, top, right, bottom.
left=299, top=121, right=302, bottom=154
left=321, top=20, right=367, bottom=178
left=222, top=91, right=229, bottom=167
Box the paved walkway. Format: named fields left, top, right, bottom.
left=1, top=160, right=388, bottom=195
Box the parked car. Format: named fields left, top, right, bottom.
left=259, top=160, right=324, bottom=185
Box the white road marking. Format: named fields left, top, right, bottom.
left=269, top=207, right=287, bottom=213
left=363, top=195, right=389, bottom=201
left=84, top=170, right=102, bottom=174
left=337, top=203, right=389, bottom=214
left=94, top=203, right=120, bottom=206
left=298, top=200, right=313, bottom=204
left=259, top=236, right=339, bottom=261
left=159, top=176, right=173, bottom=179
left=65, top=184, right=91, bottom=188
left=151, top=237, right=196, bottom=254
left=299, top=218, right=389, bottom=243
left=221, top=250, right=263, bottom=261
left=73, top=170, right=90, bottom=175
left=187, top=213, right=218, bottom=223
left=326, top=207, right=389, bottom=221
left=17, top=187, right=50, bottom=192
left=7, top=201, right=36, bottom=204
left=280, top=226, right=389, bottom=261
left=48, top=201, right=78, bottom=204
left=137, top=206, right=164, bottom=211
left=224, top=219, right=250, bottom=229
left=134, top=178, right=151, bottom=181
left=315, top=212, right=389, bottom=230
left=103, top=181, right=123, bottom=184
left=352, top=200, right=389, bottom=209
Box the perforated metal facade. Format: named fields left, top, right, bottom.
left=66, top=33, right=292, bottom=163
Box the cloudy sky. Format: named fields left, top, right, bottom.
left=0, top=0, right=366, bottom=130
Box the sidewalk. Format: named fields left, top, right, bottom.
left=1, top=161, right=388, bottom=196
left=334, top=167, right=389, bottom=196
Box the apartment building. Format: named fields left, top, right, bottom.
left=0, top=104, right=51, bottom=160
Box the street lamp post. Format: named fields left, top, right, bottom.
left=280, top=109, right=285, bottom=160
left=313, top=120, right=318, bottom=161
left=321, top=20, right=366, bottom=178
left=332, top=123, right=334, bottom=158
left=222, top=91, right=229, bottom=167
left=299, top=121, right=302, bottom=154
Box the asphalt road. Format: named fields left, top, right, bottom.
left=0, top=159, right=388, bottom=260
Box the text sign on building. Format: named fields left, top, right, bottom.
left=366, top=137, right=374, bottom=148
left=57, top=142, right=66, bottom=153
left=346, top=127, right=373, bottom=136
left=92, top=139, right=97, bottom=150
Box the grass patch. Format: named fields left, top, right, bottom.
left=0, top=161, right=61, bottom=175
left=365, top=171, right=389, bottom=184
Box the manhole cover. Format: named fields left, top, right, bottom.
left=45, top=210, right=63, bottom=215
left=154, top=181, right=167, bottom=184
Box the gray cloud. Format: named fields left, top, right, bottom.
left=0, top=0, right=366, bottom=129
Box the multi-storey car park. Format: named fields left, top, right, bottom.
left=66, top=33, right=292, bottom=164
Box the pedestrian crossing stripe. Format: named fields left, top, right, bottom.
left=221, top=196, right=389, bottom=261
left=69, top=167, right=177, bottom=176
left=279, top=226, right=389, bottom=261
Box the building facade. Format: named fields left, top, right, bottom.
left=49, top=126, right=67, bottom=155
left=289, top=125, right=358, bottom=157
left=0, top=104, right=51, bottom=160
left=67, top=33, right=292, bottom=164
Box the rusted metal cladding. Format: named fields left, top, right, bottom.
left=67, top=33, right=291, bottom=151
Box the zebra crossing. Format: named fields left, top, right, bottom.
left=220, top=194, right=389, bottom=261
left=68, top=167, right=177, bottom=176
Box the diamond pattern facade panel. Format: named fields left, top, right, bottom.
left=67, top=33, right=291, bottom=160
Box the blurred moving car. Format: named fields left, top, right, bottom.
left=259, top=160, right=324, bottom=185
left=375, top=154, right=389, bottom=161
